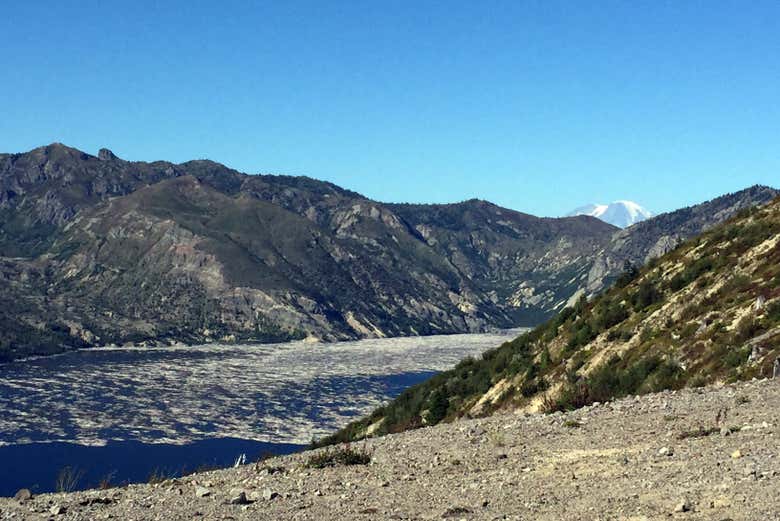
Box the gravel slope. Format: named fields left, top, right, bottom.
left=2, top=379, right=779, bottom=520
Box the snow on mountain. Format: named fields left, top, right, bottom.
left=567, top=200, right=652, bottom=228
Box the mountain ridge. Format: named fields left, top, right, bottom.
left=0, top=143, right=776, bottom=361
left=0, top=144, right=613, bottom=359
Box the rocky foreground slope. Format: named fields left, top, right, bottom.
left=0, top=143, right=775, bottom=361
left=2, top=378, right=779, bottom=520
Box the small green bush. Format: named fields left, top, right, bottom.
left=640, top=326, right=657, bottom=342
left=724, top=347, right=750, bottom=368
left=594, top=302, right=630, bottom=330
left=614, top=261, right=640, bottom=289
left=765, top=301, right=780, bottom=323
left=680, top=322, right=699, bottom=339
left=567, top=320, right=596, bottom=351
left=669, top=257, right=715, bottom=291
left=733, top=316, right=763, bottom=344
left=425, top=388, right=450, bottom=424
left=543, top=356, right=684, bottom=413
left=304, top=444, right=372, bottom=468
left=520, top=377, right=548, bottom=397
left=689, top=374, right=707, bottom=387
left=677, top=426, right=719, bottom=440
left=607, top=328, right=634, bottom=342
left=539, top=347, right=552, bottom=370
left=632, top=280, right=663, bottom=311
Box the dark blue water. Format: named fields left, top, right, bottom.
left=0, top=368, right=438, bottom=495
left=0, top=333, right=515, bottom=496
left=0, top=438, right=304, bottom=496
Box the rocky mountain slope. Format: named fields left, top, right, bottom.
left=2, top=378, right=779, bottom=519
left=0, top=144, right=615, bottom=360
left=0, top=143, right=775, bottom=361
left=327, top=196, right=780, bottom=441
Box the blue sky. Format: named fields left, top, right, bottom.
left=1, top=1, right=778, bottom=217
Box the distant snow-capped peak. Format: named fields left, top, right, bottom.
left=567, top=200, right=652, bottom=228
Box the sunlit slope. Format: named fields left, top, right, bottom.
left=326, top=198, right=780, bottom=443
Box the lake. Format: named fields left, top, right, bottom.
left=0, top=330, right=521, bottom=495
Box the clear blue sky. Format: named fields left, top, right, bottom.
left=1, top=1, right=778, bottom=216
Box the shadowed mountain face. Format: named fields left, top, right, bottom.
left=0, top=144, right=775, bottom=361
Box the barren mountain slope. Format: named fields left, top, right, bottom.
left=0, top=145, right=615, bottom=360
